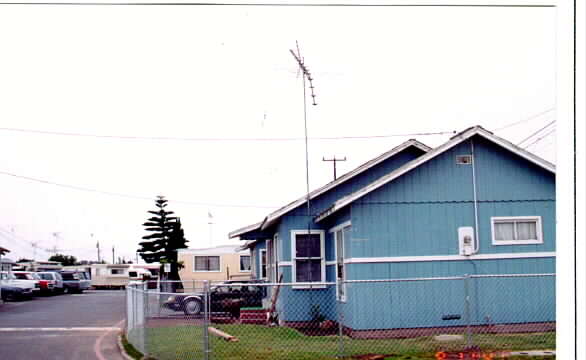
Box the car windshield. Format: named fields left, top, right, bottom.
left=38, top=273, right=53, bottom=280
left=2, top=273, right=16, bottom=280
left=14, top=273, right=35, bottom=280
left=61, top=273, right=78, bottom=280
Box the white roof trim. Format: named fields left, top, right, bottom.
left=316, top=126, right=555, bottom=223
left=178, top=245, right=248, bottom=255
left=258, top=139, right=431, bottom=231
left=228, top=221, right=264, bottom=239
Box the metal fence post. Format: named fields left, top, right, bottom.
left=464, top=274, right=472, bottom=348
left=203, top=280, right=210, bottom=360
left=143, top=283, right=149, bottom=356
left=337, top=294, right=345, bottom=358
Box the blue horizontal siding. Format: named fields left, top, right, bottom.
left=350, top=200, right=555, bottom=257
left=342, top=258, right=554, bottom=330
left=276, top=146, right=425, bottom=262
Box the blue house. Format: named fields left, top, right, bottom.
left=230, top=126, right=555, bottom=336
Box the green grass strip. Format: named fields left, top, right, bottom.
left=143, top=324, right=555, bottom=360
left=121, top=333, right=145, bottom=360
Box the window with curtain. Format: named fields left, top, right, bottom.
left=292, top=230, right=324, bottom=284
left=491, top=216, right=542, bottom=245
left=193, top=256, right=221, bottom=271
left=260, top=249, right=267, bottom=279
left=239, top=255, right=251, bottom=272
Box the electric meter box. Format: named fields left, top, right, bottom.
left=458, top=227, right=475, bottom=255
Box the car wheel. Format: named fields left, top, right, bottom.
left=183, top=298, right=202, bottom=316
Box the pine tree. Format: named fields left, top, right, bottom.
left=137, top=196, right=188, bottom=285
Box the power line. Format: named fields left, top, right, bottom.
left=0, top=126, right=455, bottom=142
left=0, top=2, right=556, bottom=8
left=516, top=120, right=556, bottom=147
left=494, top=107, right=555, bottom=132
left=0, top=170, right=279, bottom=209
left=0, top=226, right=100, bottom=255
left=0, top=227, right=57, bottom=255
left=0, top=230, right=35, bottom=256
left=523, top=128, right=556, bottom=149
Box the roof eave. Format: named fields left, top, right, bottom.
left=259, top=139, right=431, bottom=230
left=228, top=221, right=263, bottom=239
left=316, top=126, right=555, bottom=223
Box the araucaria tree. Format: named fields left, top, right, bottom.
left=137, top=196, right=188, bottom=284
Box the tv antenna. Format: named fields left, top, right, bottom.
left=290, top=41, right=319, bottom=291
left=290, top=42, right=317, bottom=106
left=30, top=241, right=41, bottom=260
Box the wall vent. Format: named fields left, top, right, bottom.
left=456, top=155, right=472, bottom=165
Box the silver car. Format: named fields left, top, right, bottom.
left=37, top=272, right=64, bottom=294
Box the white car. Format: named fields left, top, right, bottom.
left=12, top=271, right=42, bottom=295
left=0, top=271, right=35, bottom=298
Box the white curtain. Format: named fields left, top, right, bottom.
left=517, top=221, right=537, bottom=240
left=494, top=222, right=514, bottom=241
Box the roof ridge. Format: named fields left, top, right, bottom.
left=229, top=138, right=431, bottom=238
left=315, top=126, right=555, bottom=223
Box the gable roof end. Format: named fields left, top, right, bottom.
left=259, top=139, right=431, bottom=232
left=315, top=126, right=555, bottom=223
left=228, top=139, right=431, bottom=238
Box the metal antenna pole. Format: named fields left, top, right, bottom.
left=290, top=42, right=319, bottom=301
left=322, top=156, right=347, bottom=181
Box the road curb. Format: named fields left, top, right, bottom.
left=117, top=332, right=137, bottom=360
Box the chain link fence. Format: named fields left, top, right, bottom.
left=126, top=273, right=555, bottom=360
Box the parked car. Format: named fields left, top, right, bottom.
left=37, top=272, right=64, bottom=294
left=163, top=280, right=266, bottom=316
left=12, top=271, right=42, bottom=296
left=0, top=272, right=35, bottom=299
left=1, top=285, right=33, bottom=301
left=60, top=271, right=91, bottom=293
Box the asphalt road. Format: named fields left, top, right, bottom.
left=0, top=290, right=127, bottom=360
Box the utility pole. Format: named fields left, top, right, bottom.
left=322, top=156, right=346, bottom=180
left=30, top=241, right=40, bottom=261
left=112, top=246, right=115, bottom=264
left=208, top=210, right=213, bottom=247
left=93, top=234, right=101, bottom=263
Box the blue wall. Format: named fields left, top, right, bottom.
left=343, top=259, right=555, bottom=329
left=277, top=146, right=425, bottom=268
left=338, top=135, right=556, bottom=330
left=248, top=135, right=556, bottom=330
left=352, top=136, right=555, bottom=258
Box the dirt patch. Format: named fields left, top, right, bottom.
left=351, top=354, right=398, bottom=360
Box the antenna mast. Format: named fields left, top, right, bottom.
left=290, top=41, right=318, bottom=286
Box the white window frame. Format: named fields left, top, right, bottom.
left=192, top=255, right=222, bottom=272
left=239, top=255, right=251, bottom=273
left=330, top=221, right=351, bottom=302
left=291, top=229, right=326, bottom=289
left=266, top=234, right=278, bottom=282
left=259, top=249, right=267, bottom=280
left=491, top=216, right=543, bottom=245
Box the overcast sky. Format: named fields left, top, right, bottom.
left=0, top=4, right=557, bottom=263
